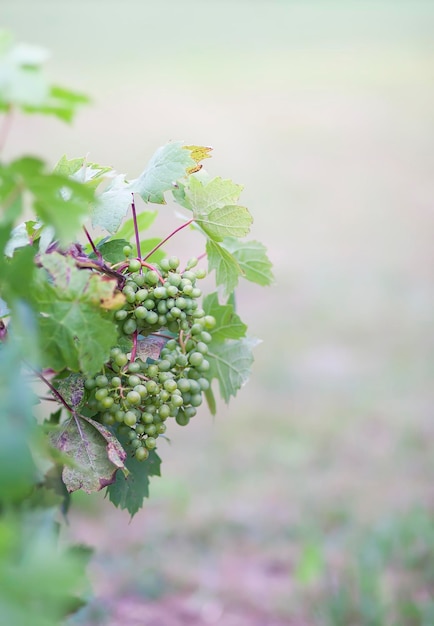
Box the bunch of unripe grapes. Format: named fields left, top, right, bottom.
left=84, top=250, right=216, bottom=461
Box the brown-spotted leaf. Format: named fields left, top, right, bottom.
left=51, top=414, right=127, bottom=494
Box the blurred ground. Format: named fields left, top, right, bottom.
left=3, top=1, right=434, bottom=624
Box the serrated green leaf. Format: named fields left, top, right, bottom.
left=33, top=253, right=120, bottom=375
left=203, top=292, right=247, bottom=341
left=107, top=448, right=161, bottom=517
left=50, top=414, right=126, bottom=493
left=206, top=239, right=243, bottom=297
left=207, top=337, right=257, bottom=402
left=186, top=175, right=243, bottom=212
left=128, top=141, right=195, bottom=204
left=7, top=157, right=94, bottom=245
left=195, top=204, right=252, bottom=241
left=115, top=210, right=158, bottom=242
left=222, top=238, right=274, bottom=286
left=91, top=174, right=132, bottom=234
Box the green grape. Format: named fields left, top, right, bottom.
left=145, top=270, right=159, bottom=285
left=200, top=331, right=212, bottom=343
left=146, top=311, right=159, bottom=325
left=196, top=341, right=208, bottom=354
left=123, top=318, right=137, bottom=335
left=164, top=379, right=177, bottom=393
left=134, top=306, right=148, bottom=319
left=153, top=286, right=167, bottom=299
left=176, top=412, right=190, bottom=426
left=144, top=437, right=157, bottom=450
left=168, top=256, right=180, bottom=270
left=124, top=411, right=137, bottom=426
left=157, top=423, right=167, bottom=435
left=157, top=300, right=168, bottom=314
left=159, top=258, right=171, bottom=272
left=144, top=424, right=157, bottom=436
left=115, top=309, right=128, bottom=321
left=136, top=424, right=146, bottom=435
left=182, top=270, right=196, bottom=282
left=132, top=273, right=146, bottom=287
left=190, top=393, right=203, bottom=407
left=95, top=388, right=109, bottom=401
left=141, top=412, right=154, bottom=424
left=95, top=374, right=109, bottom=387
left=135, top=447, right=149, bottom=461
left=131, top=438, right=142, bottom=450
left=158, top=359, right=171, bottom=372
left=115, top=352, right=128, bottom=367
left=146, top=380, right=159, bottom=394
left=166, top=284, right=178, bottom=297
left=129, top=259, right=142, bottom=272
left=159, top=404, right=171, bottom=419
left=84, top=377, right=96, bottom=390
left=159, top=390, right=170, bottom=403
left=198, top=359, right=210, bottom=372
left=170, top=393, right=184, bottom=408
left=189, top=352, right=204, bottom=367
left=123, top=245, right=132, bottom=257
left=128, top=374, right=141, bottom=387
left=198, top=377, right=210, bottom=391
left=100, top=396, right=115, bottom=409
left=135, top=289, right=149, bottom=303
left=177, top=378, right=190, bottom=393
left=126, top=390, right=141, bottom=405
left=184, top=406, right=197, bottom=418
left=134, top=384, right=148, bottom=398
left=115, top=410, right=126, bottom=423
left=102, top=413, right=115, bottom=426
left=147, top=364, right=159, bottom=378
left=128, top=361, right=141, bottom=373
left=204, top=315, right=216, bottom=329
left=128, top=429, right=138, bottom=441
left=111, top=376, right=122, bottom=388
left=194, top=267, right=207, bottom=279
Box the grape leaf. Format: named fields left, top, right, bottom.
left=33, top=253, right=121, bottom=375
left=207, top=337, right=258, bottom=402
left=51, top=414, right=127, bottom=493
left=222, top=238, right=274, bottom=286
left=185, top=175, right=243, bottom=212
left=206, top=239, right=243, bottom=297
left=91, top=174, right=133, bottom=234
left=107, top=448, right=161, bottom=517
left=203, top=292, right=247, bottom=341
left=195, top=204, right=252, bottom=242
left=128, top=142, right=196, bottom=204
left=140, top=237, right=166, bottom=263
left=7, top=157, right=94, bottom=245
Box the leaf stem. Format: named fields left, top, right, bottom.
left=27, top=363, right=75, bottom=414
left=131, top=195, right=142, bottom=261
left=83, top=226, right=101, bottom=260
left=143, top=218, right=194, bottom=261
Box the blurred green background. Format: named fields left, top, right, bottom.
left=3, top=1, right=434, bottom=624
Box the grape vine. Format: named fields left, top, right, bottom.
left=0, top=34, right=273, bottom=523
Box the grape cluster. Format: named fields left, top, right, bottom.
left=85, top=251, right=216, bottom=461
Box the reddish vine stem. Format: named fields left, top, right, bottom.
left=143, top=218, right=194, bottom=261
left=83, top=226, right=101, bottom=260
left=27, top=363, right=75, bottom=414
left=131, top=195, right=142, bottom=261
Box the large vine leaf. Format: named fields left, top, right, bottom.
left=128, top=142, right=196, bottom=204
left=51, top=414, right=127, bottom=493
left=186, top=175, right=243, bottom=212
left=206, top=239, right=243, bottom=297
left=107, top=447, right=161, bottom=517
left=33, top=253, right=123, bottom=375
left=207, top=337, right=258, bottom=403
left=203, top=292, right=247, bottom=342
left=222, top=238, right=274, bottom=286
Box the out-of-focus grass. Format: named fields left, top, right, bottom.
left=4, top=1, right=434, bottom=623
